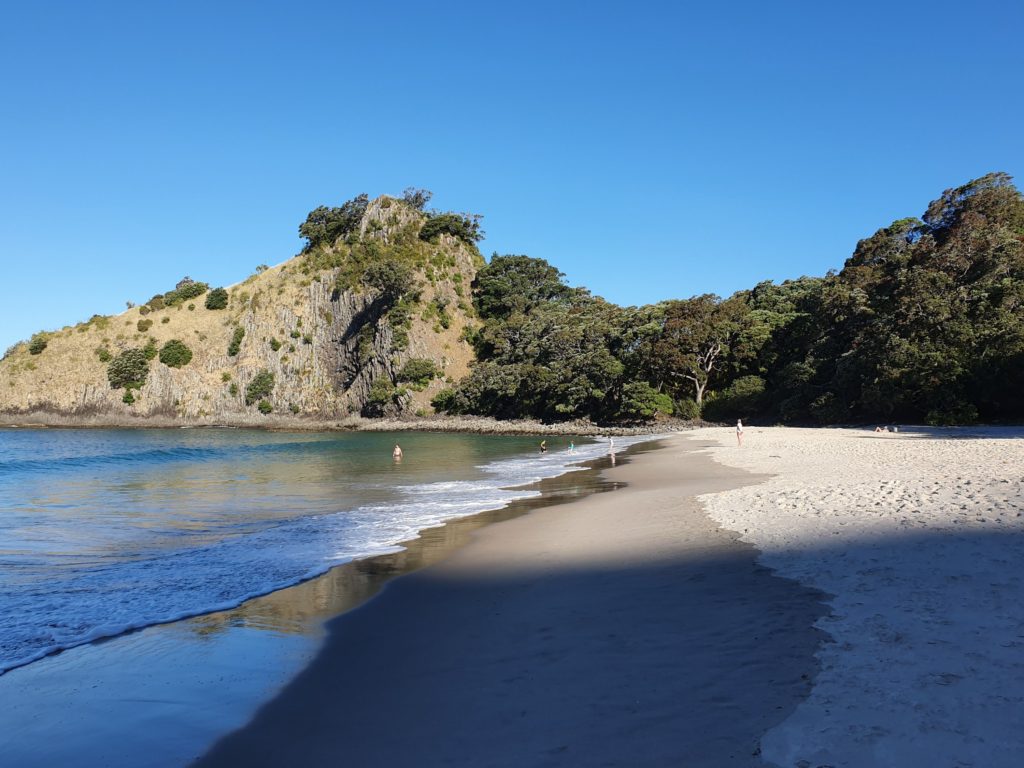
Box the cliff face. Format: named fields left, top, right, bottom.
left=0, top=197, right=482, bottom=424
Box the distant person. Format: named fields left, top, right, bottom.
left=393, top=444, right=403, bottom=460
left=540, top=440, right=547, bottom=454
left=568, top=441, right=575, bottom=454
left=736, top=419, right=744, bottom=447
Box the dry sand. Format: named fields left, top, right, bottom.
left=197, top=437, right=826, bottom=767
left=692, top=426, right=1024, bottom=767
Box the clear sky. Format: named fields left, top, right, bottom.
left=1, top=1, right=1021, bottom=352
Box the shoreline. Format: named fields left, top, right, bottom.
left=0, top=439, right=653, bottom=767
left=0, top=433, right=644, bottom=678
left=0, top=410, right=689, bottom=436
left=197, top=434, right=827, bottom=767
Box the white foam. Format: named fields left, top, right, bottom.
left=0, top=435, right=653, bottom=674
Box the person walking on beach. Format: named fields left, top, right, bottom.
left=736, top=419, right=744, bottom=447
left=392, top=444, right=403, bottom=460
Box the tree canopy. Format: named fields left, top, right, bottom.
left=436, top=172, right=1024, bottom=425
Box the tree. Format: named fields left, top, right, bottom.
left=298, top=194, right=370, bottom=250
left=401, top=187, right=432, bottom=210
left=419, top=212, right=483, bottom=245
left=472, top=255, right=572, bottom=319
left=615, top=381, right=674, bottom=422
left=653, top=295, right=748, bottom=406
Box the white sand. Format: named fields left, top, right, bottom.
left=690, top=426, right=1024, bottom=767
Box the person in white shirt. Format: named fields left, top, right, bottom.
left=736, top=419, right=744, bottom=447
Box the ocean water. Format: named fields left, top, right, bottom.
left=0, top=428, right=631, bottom=675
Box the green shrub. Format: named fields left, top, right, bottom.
left=288, top=403, right=300, bottom=414
left=28, top=334, right=48, bottom=355
left=95, top=347, right=113, bottom=363
left=431, top=387, right=461, bottom=413
left=808, top=391, right=847, bottom=424
left=161, top=317, right=170, bottom=324
left=147, top=295, right=165, bottom=311
left=269, top=338, right=282, bottom=351
left=674, top=398, right=701, bottom=421
left=205, top=287, right=229, bottom=310
left=221, top=371, right=232, bottom=382
left=245, top=370, right=275, bottom=405
left=229, top=382, right=239, bottom=396
left=159, top=339, right=193, bottom=368
left=364, top=379, right=402, bottom=416
left=138, top=305, right=150, bottom=316
left=397, top=358, right=439, bottom=388
left=615, top=381, right=674, bottom=422
left=122, top=390, right=135, bottom=405
left=702, top=376, right=766, bottom=422
left=362, top=259, right=416, bottom=302
left=163, top=279, right=208, bottom=306
left=228, top=327, right=245, bottom=356
left=257, top=399, right=273, bottom=414
left=302, top=334, right=312, bottom=345
left=926, top=402, right=979, bottom=426
left=290, top=330, right=301, bottom=339
left=143, top=338, right=158, bottom=360
left=419, top=212, right=483, bottom=245
left=298, top=194, right=369, bottom=250
left=107, top=348, right=150, bottom=389
left=187, top=303, right=195, bottom=311
left=137, top=319, right=153, bottom=333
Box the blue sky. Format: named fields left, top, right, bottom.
left=1, top=1, right=1021, bottom=352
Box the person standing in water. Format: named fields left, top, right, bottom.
left=736, top=419, right=744, bottom=447
left=540, top=440, right=547, bottom=453
left=568, top=441, right=575, bottom=454
left=393, top=444, right=403, bottom=460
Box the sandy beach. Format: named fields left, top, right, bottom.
left=694, top=426, right=1024, bottom=767
left=197, top=437, right=826, bottom=767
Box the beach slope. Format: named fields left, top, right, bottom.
left=197, top=437, right=825, bottom=767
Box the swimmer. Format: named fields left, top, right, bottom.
left=540, top=440, right=548, bottom=453
left=393, top=444, right=403, bottom=460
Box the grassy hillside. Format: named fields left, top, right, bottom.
left=0, top=195, right=485, bottom=423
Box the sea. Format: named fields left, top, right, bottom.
left=0, top=427, right=632, bottom=676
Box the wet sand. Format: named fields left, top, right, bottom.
left=198, top=436, right=826, bottom=767
left=0, top=449, right=628, bottom=768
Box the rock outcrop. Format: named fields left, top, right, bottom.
left=0, top=197, right=482, bottom=424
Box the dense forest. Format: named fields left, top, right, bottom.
left=435, top=172, right=1024, bottom=425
